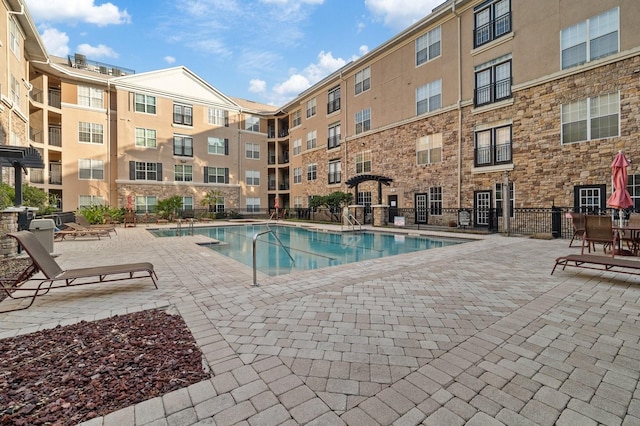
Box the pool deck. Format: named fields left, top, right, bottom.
left=1, top=221, right=639, bottom=425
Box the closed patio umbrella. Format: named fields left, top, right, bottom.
left=606, top=150, right=633, bottom=227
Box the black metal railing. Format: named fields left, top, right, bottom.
left=474, top=77, right=512, bottom=106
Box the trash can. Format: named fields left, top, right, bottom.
left=28, top=218, right=56, bottom=253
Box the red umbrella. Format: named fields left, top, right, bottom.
left=607, top=151, right=633, bottom=226
left=274, top=196, right=280, bottom=210
left=126, top=194, right=134, bottom=211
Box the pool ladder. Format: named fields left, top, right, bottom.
left=176, top=218, right=194, bottom=236
left=252, top=225, right=295, bottom=286
left=341, top=212, right=362, bottom=232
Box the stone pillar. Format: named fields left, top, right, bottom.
left=371, top=205, right=388, bottom=227
left=349, top=205, right=365, bottom=224
left=1, top=209, right=20, bottom=258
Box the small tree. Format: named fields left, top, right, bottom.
left=156, top=196, right=183, bottom=221
left=309, top=191, right=353, bottom=222
left=200, top=189, right=224, bottom=213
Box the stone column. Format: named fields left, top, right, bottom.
left=371, top=205, right=389, bottom=227
left=1, top=209, right=20, bottom=258
left=349, top=205, right=365, bottom=224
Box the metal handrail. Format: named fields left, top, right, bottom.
left=176, top=218, right=194, bottom=236
left=341, top=213, right=361, bottom=231
left=252, top=226, right=294, bottom=286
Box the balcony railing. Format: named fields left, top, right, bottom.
left=327, top=135, right=341, bottom=149
left=29, top=169, right=44, bottom=184
left=48, top=89, right=61, bottom=109
left=327, top=98, right=340, bottom=114
left=49, top=163, right=62, bottom=185
left=49, top=126, right=62, bottom=147
left=29, top=127, right=43, bottom=144
left=474, top=77, right=512, bottom=107
left=474, top=11, right=511, bottom=48
left=475, top=142, right=512, bottom=167
left=29, top=88, right=43, bottom=103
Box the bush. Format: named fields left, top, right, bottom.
left=77, top=205, right=123, bottom=224
left=156, top=196, right=183, bottom=221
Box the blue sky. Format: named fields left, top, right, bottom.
left=24, top=0, right=443, bottom=106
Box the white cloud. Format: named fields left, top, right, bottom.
left=164, top=56, right=176, bottom=64
left=248, top=79, right=266, bottom=93
left=39, top=26, right=69, bottom=57
left=359, top=45, right=370, bottom=56
left=77, top=43, right=118, bottom=58
left=364, top=0, right=443, bottom=30
left=25, top=0, right=131, bottom=26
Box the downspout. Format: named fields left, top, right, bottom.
left=454, top=1, right=463, bottom=210
left=107, top=79, right=111, bottom=207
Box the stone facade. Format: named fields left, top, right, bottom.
left=117, top=184, right=241, bottom=212
left=0, top=211, right=19, bottom=258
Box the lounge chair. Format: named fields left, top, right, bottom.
left=568, top=212, right=585, bottom=248
left=552, top=254, right=640, bottom=277
left=75, top=214, right=117, bottom=235
left=0, top=230, right=157, bottom=313
left=581, top=215, right=617, bottom=257
left=63, top=222, right=112, bottom=239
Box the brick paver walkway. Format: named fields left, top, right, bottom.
left=1, top=222, right=639, bottom=425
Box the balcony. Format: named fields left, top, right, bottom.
left=474, top=142, right=512, bottom=167
left=48, top=89, right=61, bottom=109
left=474, top=77, right=512, bottom=107
left=29, top=169, right=44, bottom=184
left=30, top=127, right=43, bottom=144
left=474, top=11, right=511, bottom=48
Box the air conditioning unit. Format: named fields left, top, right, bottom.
left=74, top=53, right=86, bottom=68
left=111, top=68, right=122, bottom=77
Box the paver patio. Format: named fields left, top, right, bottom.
left=1, top=222, right=639, bottom=425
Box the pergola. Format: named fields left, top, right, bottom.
left=0, top=146, right=45, bottom=206
left=345, top=174, right=393, bottom=204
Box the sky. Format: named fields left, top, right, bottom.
left=24, top=0, right=444, bottom=106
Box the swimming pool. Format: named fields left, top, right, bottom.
left=150, top=224, right=469, bottom=276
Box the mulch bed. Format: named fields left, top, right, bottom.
left=0, top=309, right=210, bottom=425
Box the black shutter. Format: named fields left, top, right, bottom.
left=204, top=166, right=209, bottom=183
left=224, top=138, right=229, bottom=155
left=129, top=161, right=135, bottom=180
left=156, top=163, right=163, bottom=181
left=224, top=168, right=229, bottom=184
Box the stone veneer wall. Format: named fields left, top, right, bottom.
left=117, top=184, right=242, bottom=211
left=0, top=211, right=19, bottom=258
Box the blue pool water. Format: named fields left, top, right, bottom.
left=150, top=224, right=469, bottom=276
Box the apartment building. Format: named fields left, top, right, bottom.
left=281, top=0, right=640, bottom=227
left=4, top=0, right=640, bottom=229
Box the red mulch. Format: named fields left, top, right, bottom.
left=0, top=309, right=210, bottom=425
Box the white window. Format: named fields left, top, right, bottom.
left=208, top=137, right=227, bottom=155
left=10, top=75, right=20, bottom=106
left=356, top=151, right=372, bottom=174
left=135, top=94, right=156, bottom=114
left=9, top=18, right=20, bottom=58
left=246, top=197, right=260, bottom=213
left=561, top=92, right=619, bottom=144
left=416, top=26, right=441, bottom=66
left=306, top=130, right=317, bottom=150
left=78, top=86, right=103, bottom=108
left=208, top=108, right=228, bottom=126
left=173, top=104, right=193, bottom=126
left=561, top=8, right=619, bottom=69
left=182, top=196, right=194, bottom=211
left=78, top=159, right=104, bottom=180
left=355, top=108, right=371, bottom=134
left=79, top=122, right=104, bottom=144
left=135, top=128, right=157, bottom=148
left=293, top=196, right=304, bottom=208
left=306, top=98, right=317, bottom=118
left=417, top=133, right=443, bottom=165
left=416, top=80, right=442, bottom=115
left=79, top=195, right=105, bottom=208
left=245, top=115, right=260, bottom=132
left=174, top=165, right=193, bottom=182
left=293, top=138, right=302, bottom=156
left=207, top=167, right=228, bottom=184
left=246, top=170, right=260, bottom=186
left=307, top=164, right=317, bottom=181
left=429, top=187, right=443, bottom=215
left=355, top=67, right=371, bottom=95
left=293, top=167, right=302, bottom=184
left=136, top=196, right=158, bottom=213
left=292, top=109, right=302, bottom=127
left=245, top=142, right=260, bottom=159
left=135, top=162, right=158, bottom=181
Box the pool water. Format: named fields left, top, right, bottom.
left=151, top=224, right=468, bottom=276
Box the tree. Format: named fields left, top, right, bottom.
left=309, top=191, right=353, bottom=222
left=200, top=189, right=224, bottom=212
left=156, top=196, right=183, bottom=221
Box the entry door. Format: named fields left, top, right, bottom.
left=415, top=194, right=427, bottom=224
left=388, top=195, right=398, bottom=223
left=475, top=191, right=491, bottom=227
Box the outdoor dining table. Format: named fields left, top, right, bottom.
left=613, top=225, right=640, bottom=256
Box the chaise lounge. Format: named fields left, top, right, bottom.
left=551, top=253, right=640, bottom=277
left=0, top=231, right=158, bottom=313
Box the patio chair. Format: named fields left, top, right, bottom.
left=581, top=215, right=617, bottom=257
left=568, top=212, right=585, bottom=248
left=76, top=214, right=117, bottom=235
left=619, top=213, right=640, bottom=255
left=63, top=222, right=112, bottom=239
left=1, top=230, right=157, bottom=313
left=124, top=210, right=137, bottom=227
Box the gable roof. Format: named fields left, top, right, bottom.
left=110, top=66, right=241, bottom=109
